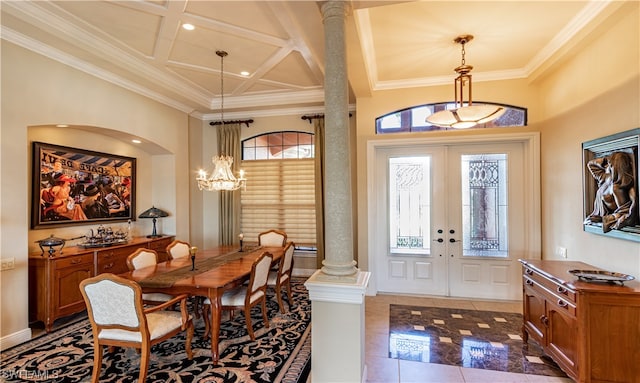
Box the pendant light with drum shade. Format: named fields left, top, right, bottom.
left=426, top=35, right=505, bottom=129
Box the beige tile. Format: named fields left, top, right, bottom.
left=365, top=330, right=390, bottom=358
left=524, top=375, right=574, bottom=382
left=365, top=356, right=400, bottom=383
left=460, top=367, right=532, bottom=382
left=399, top=360, right=465, bottom=383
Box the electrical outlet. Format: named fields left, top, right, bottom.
left=556, top=247, right=567, bottom=258
left=1, top=257, right=15, bottom=271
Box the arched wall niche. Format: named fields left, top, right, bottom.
left=27, top=124, right=177, bottom=251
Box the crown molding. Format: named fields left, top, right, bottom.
left=1, top=27, right=196, bottom=114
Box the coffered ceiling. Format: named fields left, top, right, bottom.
left=1, top=1, right=616, bottom=120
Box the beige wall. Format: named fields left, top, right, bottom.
left=536, top=2, right=640, bottom=276
left=1, top=41, right=193, bottom=345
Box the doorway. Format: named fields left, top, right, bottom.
left=368, top=133, right=540, bottom=300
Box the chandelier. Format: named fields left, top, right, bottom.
left=196, top=50, right=246, bottom=191
left=426, top=35, right=505, bottom=129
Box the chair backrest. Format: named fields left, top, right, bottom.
left=258, top=229, right=287, bottom=247
left=246, top=251, right=274, bottom=303
left=166, top=240, right=191, bottom=260
left=280, top=241, right=295, bottom=276
left=126, top=248, right=159, bottom=271
left=80, top=273, right=146, bottom=331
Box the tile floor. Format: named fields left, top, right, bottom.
left=365, top=293, right=574, bottom=383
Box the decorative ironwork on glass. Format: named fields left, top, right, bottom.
left=461, top=154, right=508, bottom=257
left=389, top=157, right=431, bottom=255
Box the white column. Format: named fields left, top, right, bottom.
left=305, top=2, right=371, bottom=382
left=305, top=271, right=371, bottom=383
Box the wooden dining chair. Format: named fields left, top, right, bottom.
left=258, top=229, right=287, bottom=247
left=166, top=240, right=191, bottom=260
left=203, top=251, right=274, bottom=341
left=267, top=241, right=295, bottom=313
left=80, top=273, right=193, bottom=383
left=126, top=248, right=174, bottom=304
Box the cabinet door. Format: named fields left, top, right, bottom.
left=523, top=282, right=547, bottom=345
left=53, top=259, right=94, bottom=318
left=547, top=302, right=578, bottom=379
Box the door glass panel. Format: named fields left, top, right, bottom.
left=389, top=157, right=431, bottom=255
left=461, top=154, right=508, bottom=257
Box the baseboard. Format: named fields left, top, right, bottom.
left=0, top=327, right=32, bottom=351
left=292, top=268, right=317, bottom=277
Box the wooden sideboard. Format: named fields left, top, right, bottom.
left=519, top=259, right=640, bottom=383
left=29, top=236, right=174, bottom=332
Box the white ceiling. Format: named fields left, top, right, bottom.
left=1, top=1, right=615, bottom=120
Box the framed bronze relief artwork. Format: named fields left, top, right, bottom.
left=31, top=141, right=136, bottom=229
left=582, top=128, right=639, bottom=242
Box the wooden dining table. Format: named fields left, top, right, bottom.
left=119, top=244, right=285, bottom=364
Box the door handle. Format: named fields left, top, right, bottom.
left=433, top=238, right=444, bottom=243
left=449, top=238, right=459, bottom=243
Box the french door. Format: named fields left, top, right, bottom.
left=370, top=137, right=536, bottom=300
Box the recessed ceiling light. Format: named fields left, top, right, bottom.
left=240, top=71, right=250, bottom=77
left=182, top=23, right=195, bottom=31
left=56, top=124, right=69, bottom=128
left=132, top=139, right=141, bottom=144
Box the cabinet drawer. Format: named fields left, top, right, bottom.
left=96, top=245, right=141, bottom=274
left=523, top=266, right=576, bottom=304
left=523, top=275, right=576, bottom=317
left=148, top=237, right=173, bottom=252
left=54, top=254, right=93, bottom=269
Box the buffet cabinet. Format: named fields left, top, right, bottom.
left=520, top=259, right=640, bottom=383
left=29, top=236, right=173, bottom=332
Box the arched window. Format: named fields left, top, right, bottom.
left=376, top=102, right=527, bottom=134
left=242, top=131, right=314, bottom=160
left=240, top=131, right=316, bottom=248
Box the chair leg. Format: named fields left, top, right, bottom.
left=245, top=306, right=255, bottom=340
left=285, top=280, right=294, bottom=308
left=261, top=298, right=269, bottom=328
left=202, top=304, right=211, bottom=340
left=275, top=283, right=286, bottom=314
left=139, top=344, right=150, bottom=383
left=91, top=344, right=103, bottom=383
left=185, top=320, right=194, bottom=360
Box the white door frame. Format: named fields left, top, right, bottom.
left=366, top=132, right=541, bottom=297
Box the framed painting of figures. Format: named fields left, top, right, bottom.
left=31, top=141, right=136, bottom=229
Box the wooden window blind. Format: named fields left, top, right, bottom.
left=240, top=158, right=316, bottom=247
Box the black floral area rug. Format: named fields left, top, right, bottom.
left=1, top=279, right=311, bottom=383
left=389, top=304, right=568, bottom=378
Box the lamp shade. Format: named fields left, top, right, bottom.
left=427, top=104, right=506, bottom=129
left=138, top=206, right=169, bottom=219
left=138, top=206, right=169, bottom=238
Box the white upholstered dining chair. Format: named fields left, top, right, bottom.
left=166, top=240, right=191, bottom=260
left=267, top=241, right=295, bottom=313
left=203, top=251, right=274, bottom=341
left=80, top=273, right=193, bottom=383
left=126, top=248, right=175, bottom=304
left=258, top=229, right=287, bottom=247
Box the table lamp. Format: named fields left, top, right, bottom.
left=138, top=206, right=169, bottom=238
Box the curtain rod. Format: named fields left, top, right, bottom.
left=209, top=119, right=254, bottom=127
left=301, top=113, right=352, bottom=124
